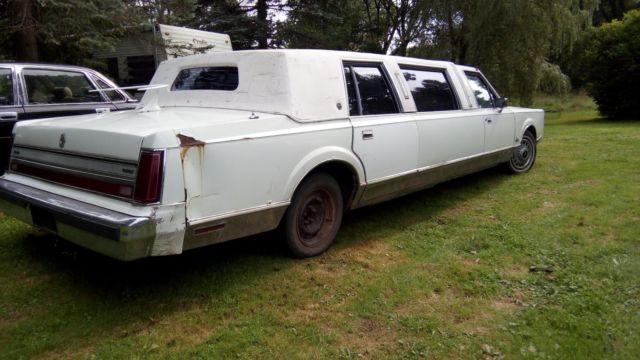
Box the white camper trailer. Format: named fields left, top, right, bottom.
left=94, top=24, right=232, bottom=86
left=157, top=24, right=233, bottom=59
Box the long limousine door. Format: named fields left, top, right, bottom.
left=398, top=65, right=484, bottom=170
left=344, top=63, right=419, bottom=206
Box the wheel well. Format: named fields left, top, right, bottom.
left=308, top=161, right=359, bottom=209
left=525, top=125, right=537, bottom=140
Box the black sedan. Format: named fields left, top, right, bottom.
left=0, top=62, right=138, bottom=173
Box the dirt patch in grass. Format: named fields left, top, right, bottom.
left=340, top=317, right=398, bottom=356
left=330, top=238, right=407, bottom=267
left=502, top=265, right=530, bottom=278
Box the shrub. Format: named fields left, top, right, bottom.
left=536, top=61, right=571, bottom=97
left=585, top=9, right=640, bottom=119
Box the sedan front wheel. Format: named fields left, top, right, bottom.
left=507, top=130, right=537, bottom=173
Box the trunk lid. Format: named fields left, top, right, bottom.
left=8, top=108, right=276, bottom=203
left=12, top=108, right=269, bottom=161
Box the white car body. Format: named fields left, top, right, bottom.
left=0, top=50, right=544, bottom=260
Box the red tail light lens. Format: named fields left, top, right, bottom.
left=134, top=150, right=164, bottom=203
left=11, top=161, right=134, bottom=198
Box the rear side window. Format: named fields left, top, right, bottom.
left=400, top=65, right=457, bottom=111
left=343, top=63, right=398, bottom=116
left=465, top=72, right=496, bottom=108
left=23, top=69, right=103, bottom=104
left=172, top=67, right=239, bottom=91
left=94, top=77, right=126, bottom=102
left=0, top=68, right=12, bottom=106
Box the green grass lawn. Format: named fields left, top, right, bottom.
left=1, top=101, right=638, bottom=359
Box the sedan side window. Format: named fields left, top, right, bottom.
left=0, top=69, right=12, bottom=106
left=94, top=77, right=126, bottom=102
left=465, top=72, right=496, bottom=108
left=400, top=65, right=458, bottom=111
left=344, top=63, right=399, bottom=116
left=23, top=69, right=104, bottom=105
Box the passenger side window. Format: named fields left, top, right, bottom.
left=0, top=69, right=12, bottom=106
left=23, top=69, right=103, bottom=104
left=344, top=67, right=359, bottom=116
left=400, top=65, right=457, bottom=111
left=465, top=72, right=496, bottom=108
left=343, top=63, right=398, bottom=116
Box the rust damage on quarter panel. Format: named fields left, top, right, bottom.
left=177, top=133, right=206, bottom=207
left=177, top=134, right=206, bottom=160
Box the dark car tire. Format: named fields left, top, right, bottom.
left=507, top=130, right=537, bottom=173
left=284, top=173, right=344, bottom=258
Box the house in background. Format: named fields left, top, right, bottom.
left=94, top=24, right=232, bottom=86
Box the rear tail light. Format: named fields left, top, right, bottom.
left=134, top=150, right=164, bottom=203
left=10, top=161, right=134, bottom=198
left=10, top=146, right=164, bottom=204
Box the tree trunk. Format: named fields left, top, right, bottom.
left=256, top=0, right=268, bottom=48
left=12, top=0, right=39, bottom=61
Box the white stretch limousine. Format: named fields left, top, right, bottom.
left=0, top=50, right=544, bottom=260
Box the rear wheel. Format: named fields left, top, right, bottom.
left=284, top=173, right=343, bottom=258
left=507, top=130, right=537, bottom=173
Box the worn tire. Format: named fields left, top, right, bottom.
left=283, top=173, right=344, bottom=258
left=507, top=130, right=537, bottom=173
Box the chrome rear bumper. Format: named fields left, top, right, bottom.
left=0, top=178, right=155, bottom=261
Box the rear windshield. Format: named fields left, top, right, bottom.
left=172, top=67, right=239, bottom=91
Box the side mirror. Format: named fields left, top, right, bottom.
left=495, top=97, right=508, bottom=112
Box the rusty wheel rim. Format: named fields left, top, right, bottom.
left=296, top=188, right=336, bottom=248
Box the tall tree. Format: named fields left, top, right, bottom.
left=593, top=0, right=640, bottom=24
left=136, top=0, right=197, bottom=25
left=192, top=0, right=284, bottom=49
left=408, top=0, right=598, bottom=104
left=8, top=0, right=39, bottom=60
left=0, top=0, right=143, bottom=64
left=280, top=0, right=362, bottom=49
left=585, top=9, right=640, bottom=118
left=390, top=0, right=435, bottom=56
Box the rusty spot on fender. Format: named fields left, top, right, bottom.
left=177, top=134, right=206, bottom=161
left=177, top=134, right=206, bottom=147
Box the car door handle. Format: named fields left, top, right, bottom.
left=95, top=108, right=111, bottom=114
left=485, top=118, right=492, bottom=124
left=362, top=130, right=374, bottom=140
left=0, top=112, right=18, bottom=121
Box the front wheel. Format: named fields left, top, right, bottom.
left=283, top=173, right=344, bottom=258
left=507, top=130, right=537, bottom=173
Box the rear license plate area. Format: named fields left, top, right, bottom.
left=31, top=206, right=58, bottom=233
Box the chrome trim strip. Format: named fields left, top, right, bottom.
left=187, top=201, right=290, bottom=225
left=205, top=121, right=352, bottom=145
left=183, top=203, right=289, bottom=250
left=366, top=146, right=517, bottom=185
left=354, top=148, right=513, bottom=208
left=416, top=145, right=516, bottom=173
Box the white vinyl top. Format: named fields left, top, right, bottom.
left=144, top=49, right=467, bottom=122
